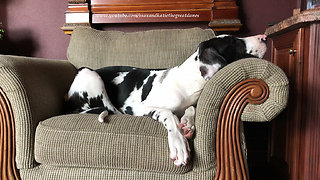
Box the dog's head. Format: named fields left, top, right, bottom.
left=196, top=34, right=267, bottom=80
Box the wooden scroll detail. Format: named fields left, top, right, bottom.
left=0, top=88, right=20, bottom=180
left=214, top=79, right=269, bottom=180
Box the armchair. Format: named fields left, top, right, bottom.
left=0, top=27, right=288, bottom=179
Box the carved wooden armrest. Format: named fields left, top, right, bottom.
left=0, top=87, right=20, bottom=180
left=215, top=79, right=269, bottom=180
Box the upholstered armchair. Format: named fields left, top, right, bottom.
left=0, top=27, right=288, bottom=179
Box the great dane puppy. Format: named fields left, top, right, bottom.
left=65, top=34, right=267, bottom=167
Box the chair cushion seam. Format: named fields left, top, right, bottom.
left=37, top=124, right=167, bottom=139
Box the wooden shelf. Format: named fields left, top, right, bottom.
left=62, top=0, right=242, bottom=34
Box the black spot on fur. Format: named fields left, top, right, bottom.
left=199, top=66, right=208, bottom=78
left=85, top=107, right=106, bottom=114
left=82, top=92, right=88, bottom=101
left=156, top=114, right=160, bottom=121
left=88, top=94, right=104, bottom=108
left=78, top=67, right=94, bottom=72
left=148, top=110, right=156, bottom=118
left=96, top=66, right=152, bottom=108
left=64, top=90, right=106, bottom=114
left=141, top=74, right=157, bottom=101
left=95, top=66, right=164, bottom=109
left=117, top=69, right=150, bottom=105
left=64, top=92, right=86, bottom=113
left=125, top=106, right=133, bottom=115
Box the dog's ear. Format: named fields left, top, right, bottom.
left=199, top=47, right=227, bottom=66
left=198, top=47, right=226, bottom=80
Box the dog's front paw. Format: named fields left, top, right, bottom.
left=179, top=106, right=196, bottom=139
left=179, top=124, right=195, bottom=140
left=168, top=131, right=190, bottom=167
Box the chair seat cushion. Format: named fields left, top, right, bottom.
left=34, top=114, right=192, bottom=174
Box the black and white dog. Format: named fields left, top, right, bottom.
left=65, top=34, right=267, bottom=167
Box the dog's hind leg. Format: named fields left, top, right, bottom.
left=66, top=68, right=120, bottom=121
left=147, top=108, right=190, bottom=167
left=179, top=106, right=196, bottom=139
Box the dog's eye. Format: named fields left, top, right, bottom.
left=195, top=56, right=198, bottom=61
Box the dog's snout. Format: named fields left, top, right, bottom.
left=259, top=35, right=267, bottom=44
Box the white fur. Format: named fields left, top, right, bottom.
left=216, top=34, right=230, bottom=38
left=67, top=68, right=104, bottom=99
left=112, top=72, right=129, bottom=85
left=241, top=35, right=267, bottom=58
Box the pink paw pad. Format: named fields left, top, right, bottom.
left=179, top=123, right=195, bottom=139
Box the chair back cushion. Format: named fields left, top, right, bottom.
left=67, top=27, right=215, bottom=69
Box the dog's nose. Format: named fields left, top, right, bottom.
left=259, top=35, right=267, bottom=44
left=261, top=38, right=267, bottom=44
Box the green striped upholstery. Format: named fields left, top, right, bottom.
left=0, top=55, right=77, bottom=169
left=67, top=27, right=215, bottom=69
left=34, top=114, right=191, bottom=174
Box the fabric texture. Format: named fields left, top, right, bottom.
left=67, top=27, right=215, bottom=69
left=0, top=55, right=77, bottom=169
left=34, top=114, right=192, bottom=174
left=19, top=165, right=215, bottom=180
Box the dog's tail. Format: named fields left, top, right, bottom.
left=98, top=110, right=109, bottom=123
left=80, top=107, right=121, bottom=123
left=98, top=107, right=122, bottom=122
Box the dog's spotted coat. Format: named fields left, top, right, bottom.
left=65, top=34, right=267, bottom=166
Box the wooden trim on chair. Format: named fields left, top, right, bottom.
left=0, top=87, right=20, bottom=180
left=215, top=79, right=269, bottom=180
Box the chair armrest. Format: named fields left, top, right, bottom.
left=193, top=58, right=289, bottom=178
left=0, top=55, right=77, bottom=173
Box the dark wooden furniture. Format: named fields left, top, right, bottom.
left=265, top=7, right=320, bottom=180
left=62, top=0, right=242, bottom=34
